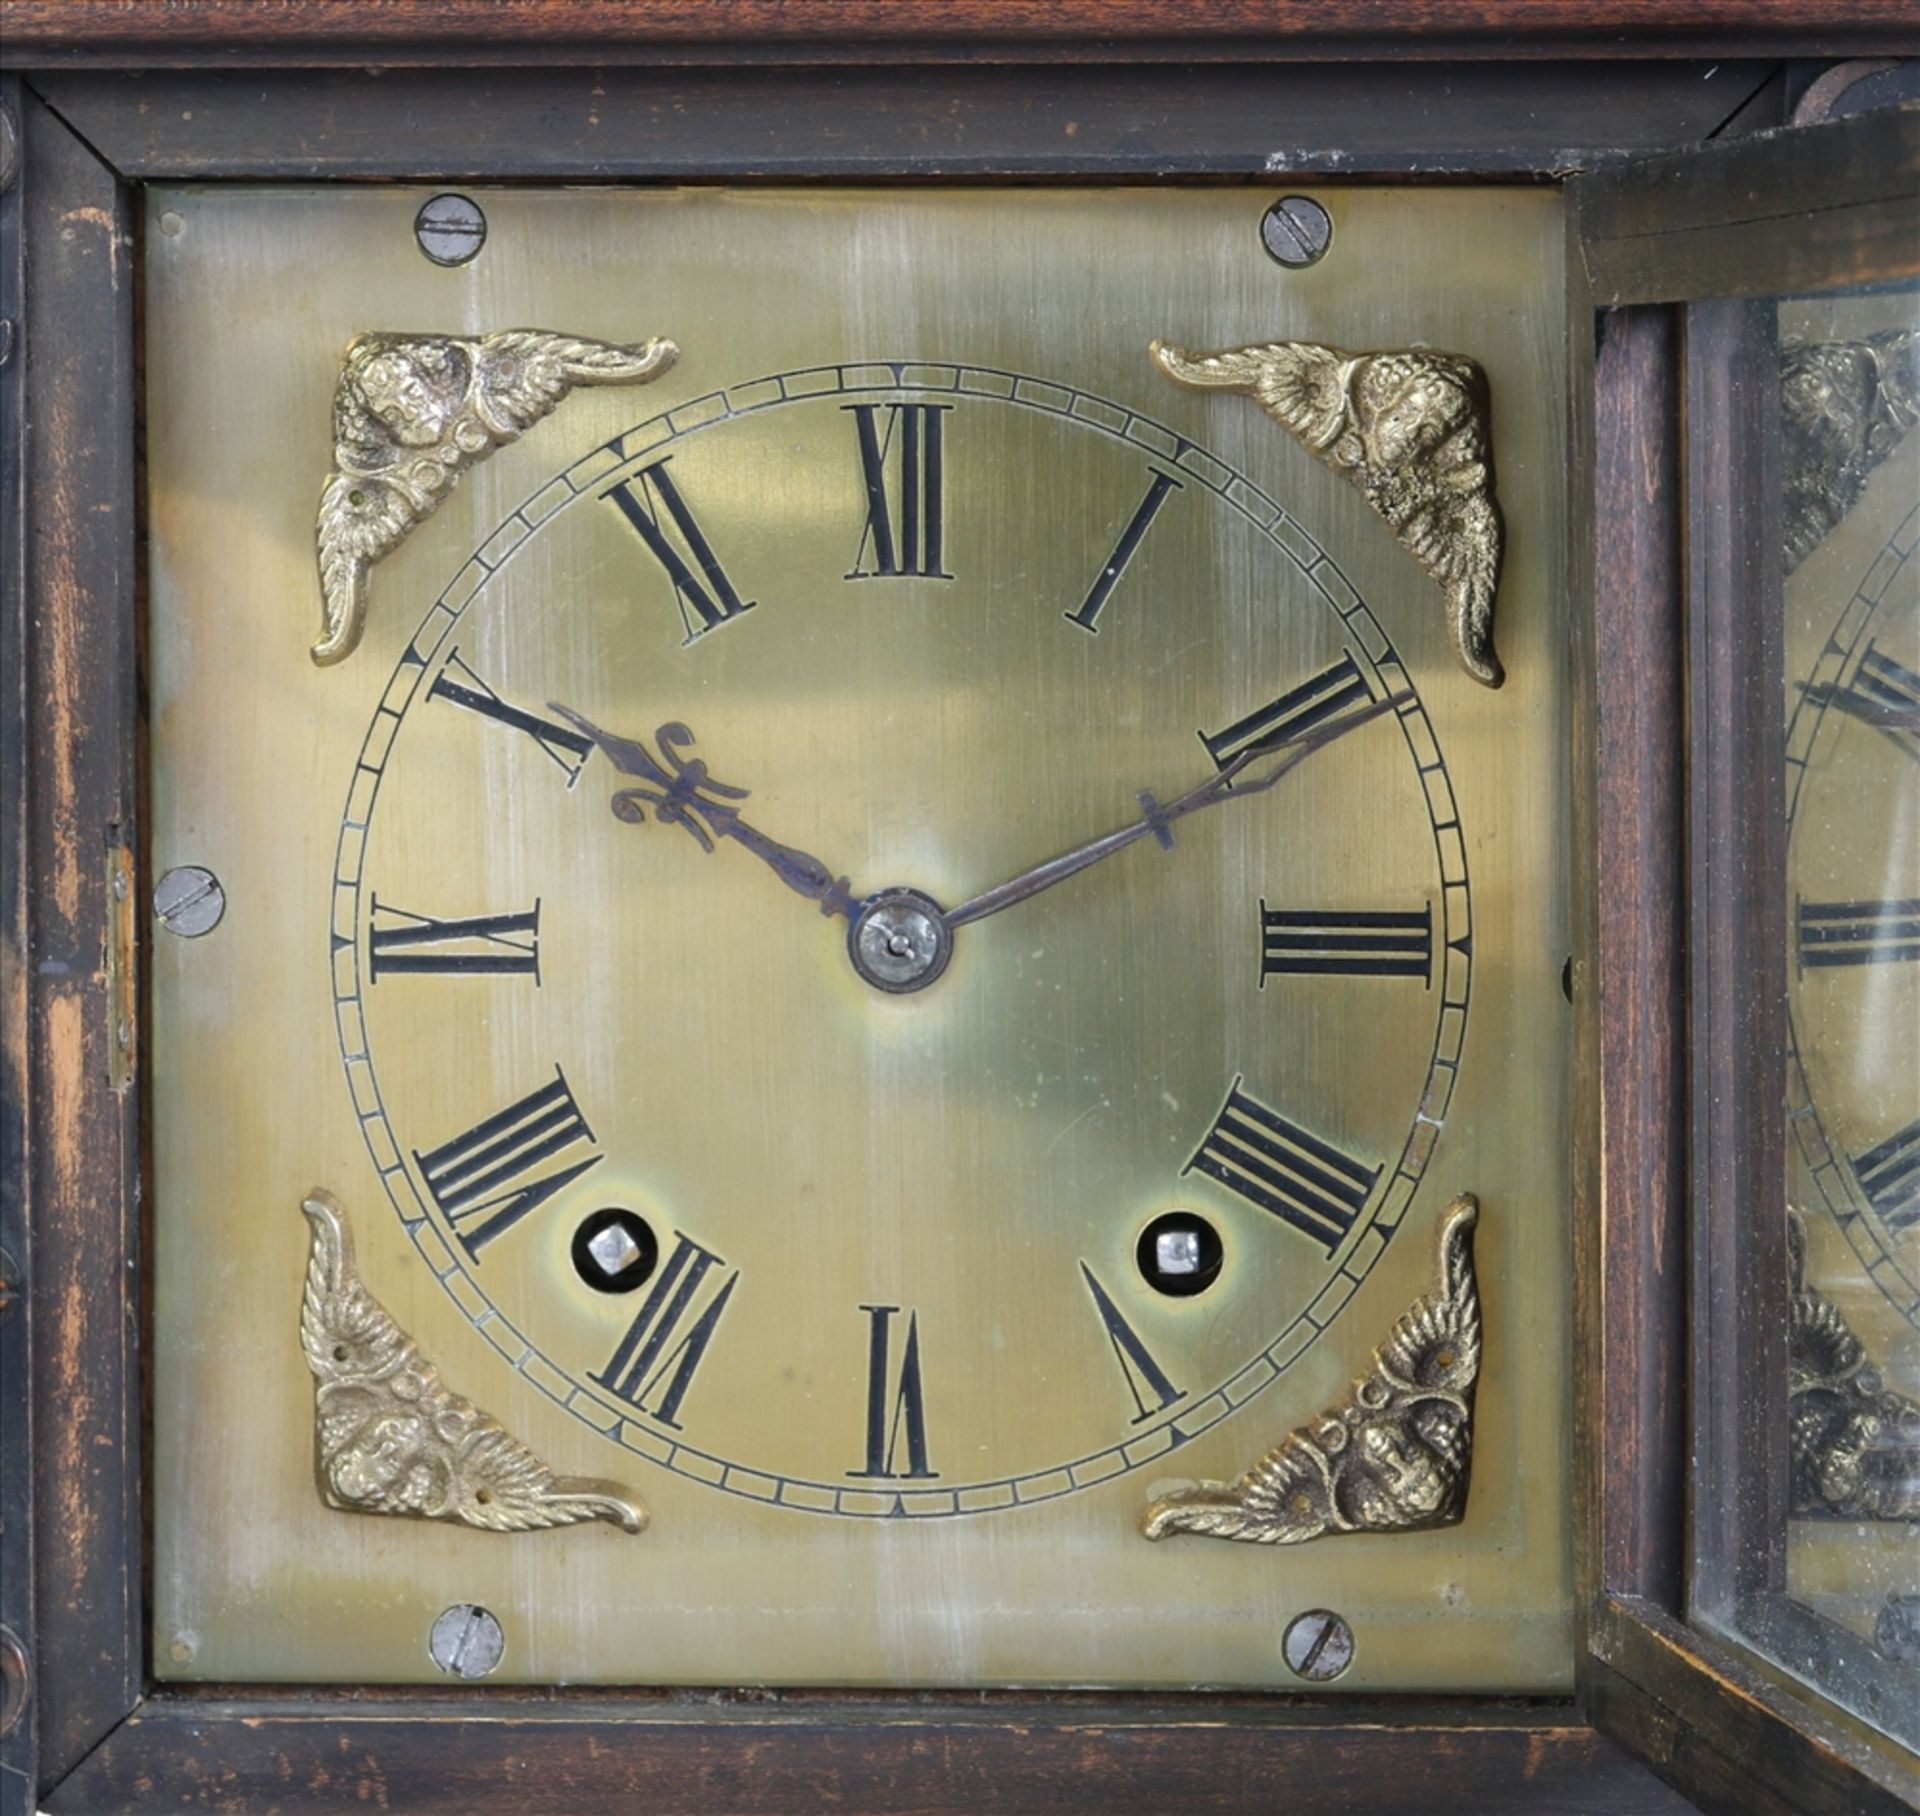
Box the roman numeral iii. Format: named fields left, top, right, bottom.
left=1261, top=902, right=1433, bottom=983
left=593, top=1233, right=740, bottom=1428
left=605, top=457, right=755, bottom=637
left=1796, top=898, right=1920, bottom=969
left=415, top=1066, right=601, bottom=1257
left=1199, top=655, right=1373, bottom=770
left=368, top=898, right=541, bottom=981
left=1855, top=1118, right=1920, bottom=1234
left=1185, top=1081, right=1379, bottom=1253
left=848, top=1303, right=937, bottom=1480
left=844, top=402, right=952, bottom=581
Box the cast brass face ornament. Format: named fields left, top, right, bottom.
left=1141, top=1194, right=1479, bottom=1545
left=1151, top=340, right=1506, bottom=688
left=1780, top=328, right=1920, bottom=574
left=1787, top=1211, right=1920, bottom=1522
left=313, top=329, right=678, bottom=665
left=299, top=1190, right=647, bottom=1534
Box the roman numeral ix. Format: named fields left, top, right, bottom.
left=593, top=1233, right=740, bottom=1429
left=844, top=402, right=952, bottom=581
left=605, top=457, right=755, bottom=638
left=369, top=897, right=541, bottom=982
left=848, top=1303, right=937, bottom=1480
left=1185, top=1081, right=1379, bottom=1253
left=415, top=1067, right=601, bottom=1257
left=1261, top=902, right=1434, bottom=983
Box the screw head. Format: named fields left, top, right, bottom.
left=1261, top=196, right=1334, bottom=270
left=429, top=1604, right=504, bottom=1679
left=1282, top=1608, right=1354, bottom=1681
left=415, top=193, right=487, bottom=267
left=153, top=865, right=225, bottom=938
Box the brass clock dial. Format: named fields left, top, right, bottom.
left=147, top=184, right=1574, bottom=1689
left=335, top=356, right=1468, bottom=1515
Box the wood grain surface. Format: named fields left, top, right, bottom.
left=1, top=0, right=1916, bottom=64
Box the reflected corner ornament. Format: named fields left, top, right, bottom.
left=1788, top=1211, right=1920, bottom=1522
left=1152, top=339, right=1505, bottom=688
left=298, top=1190, right=647, bottom=1534
left=313, top=329, right=678, bottom=665
left=1141, top=1195, right=1479, bottom=1545
left=1781, top=329, right=1920, bottom=574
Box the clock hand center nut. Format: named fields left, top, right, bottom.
left=848, top=887, right=953, bottom=994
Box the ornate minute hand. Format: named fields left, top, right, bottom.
left=943, top=690, right=1411, bottom=930
left=549, top=706, right=862, bottom=920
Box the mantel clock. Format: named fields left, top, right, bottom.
left=3, top=12, right=1918, bottom=1815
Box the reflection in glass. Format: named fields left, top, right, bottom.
left=1775, top=281, right=1919, bottom=1747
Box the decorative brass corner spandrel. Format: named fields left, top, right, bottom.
left=1789, top=1211, right=1920, bottom=1522
left=314, top=329, right=677, bottom=666
left=299, top=1190, right=647, bottom=1534
left=1141, top=1194, right=1479, bottom=1546
left=1781, top=329, right=1920, bottom=574
left=1151, top=339, right=1506, bottom=689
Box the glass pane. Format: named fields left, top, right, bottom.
left=1716, top=278, right=1920, bottom=1748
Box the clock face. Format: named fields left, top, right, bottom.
left=1787, top=494, right=1920, bottom=1328
left=1778, top=289, right=1919, bottom=1682
left=146, top=184, right=1574, bottom=1689
left=335, top=358, right=1469, bottom=1513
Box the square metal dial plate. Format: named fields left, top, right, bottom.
left=145, top=183, right=1572, bottom=1690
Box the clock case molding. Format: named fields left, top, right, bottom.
left=2, top=13, right=1918, bottom=1813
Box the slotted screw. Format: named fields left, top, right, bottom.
left=415, top=193, right=487, bottom=267
left=1261, top=196, right=1334, bottom=269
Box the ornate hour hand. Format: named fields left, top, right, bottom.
left=943, top=689, right=1410, bottom=930
left=550, top=706, right=861, bottom=920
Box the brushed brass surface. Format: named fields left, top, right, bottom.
left=147, top=184, right=1572, bottom=1689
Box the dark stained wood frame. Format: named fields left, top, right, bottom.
left=2, top=17, right=1918, bottom=1815
left=1571, top=99, right=1920, bottom=1816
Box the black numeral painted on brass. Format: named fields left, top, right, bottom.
left=844, top=403, right=952, bottom=581
left=1185, top=1081, right=1378, bottom=1253
left=430, top=651, right=593, bottom=782
left=1079, top=1263, right=1184, bottom=1423
left=605, top=457, right=755, bottom=638
left=369, top=897, right=541, bottom=982
left=416, top=1067, right=600, bottom=1257
left=1260, top=902, right=1433, bottom=984
left=1199, top=655, right=1372, bottom=770
left=1855, top=1118, right=1920, bottom=1234
left=848, top=1304, right=937, bottom=1480
left=1856, top=643, right=1920, bottom=716
left=1797, top=898, right=1920, bottom=969
left=593, top=1232, right=739, bottom=1428
left=1065, top=468, right=1181, bottom=632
